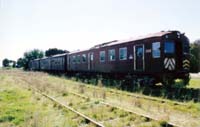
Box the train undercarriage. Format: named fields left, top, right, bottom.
left=61, top=71, right=190, bottom=89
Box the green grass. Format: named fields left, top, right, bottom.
left=0, top=75, right=35, bottom=126
left=188, top=79, right=200, bottom=88
left=1, top=69, right=200, bottom=127
left=173, top=78, right=200, bottom=88
left=0, top=71, right=94, bottom=127
left=0, top=89, right=33, bottom=125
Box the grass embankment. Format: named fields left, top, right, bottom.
left=0, top=70, right=200, bottom=127
left=0, top=71, right=94, bottom=127
left=48, top=74, right=200, bottom=127
left=187, top=78, right=200, bottom=88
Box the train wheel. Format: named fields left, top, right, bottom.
left=183, top=75, right=190, bottom=86
left=162, top=75, right=175, bottom=87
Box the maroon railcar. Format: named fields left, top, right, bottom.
left=29, top=59, right=40, bottom=71
left=30, top=30, right=190, bottom=85
left=67, top=31, right=190, bottom=85
left=50, top=53, right=68, bottom=72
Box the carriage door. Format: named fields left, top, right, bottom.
left=88, top=52, right=94, bottom=70
left=134, top=44, right=145, bottom=71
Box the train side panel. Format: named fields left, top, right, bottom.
left=40, top=57, right=51, bottom=71
left=50, top=54, right=67, bottom=72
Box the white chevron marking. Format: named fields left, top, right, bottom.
left=164, top=58, right=176, bottom=70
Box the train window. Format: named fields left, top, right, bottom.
left=82, top=54, right=86, bottom=63
left=91, top=53, right=94, bottom=61
left=100, top=51, right=105, bottom=62
left=136, top=47, right=143, bottom=58
left=77, top=55, right=81, bottom=64
left=108, top=49, right=115, bottom=61
left=164, top=41, right=175, bottom=53
left=183, top=39, right=189, bottom=53
left=119, top=47, right=127, bottom=60
left=152, top=42, right=160, bottom=58
left=72, top=56, right=76, bottom=64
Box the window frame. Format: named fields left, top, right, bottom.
left=77, top=55, right=81, bottom=64
left=99, top=51, right=106, bottom=62
left=119, top=47, right=127, bottom=60
left=82, top=54, right=86, bottom=63
left=72, top=55, right=76, bottom=64
left=108, top=49, right=116, bottom=61
left=152, top=42, right=161, bottom=58
left=90, top=53, right=94, bottom=61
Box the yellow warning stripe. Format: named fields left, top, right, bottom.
left=183, top=60, right=190, bottom=64
left=183, top=64, right=190, bottom=68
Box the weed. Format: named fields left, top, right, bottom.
left=79, top=85, right=85, bottom=94
left=109, top=107, right=117, bottom=112
left=36, top=97, right=40, bottom=101
left=53, top=103, right=57, bottom=108
left=102, top=90, right=106, bottom=99
left=94, top=101, right=99, bottom=104
left=158, top=120, right=168, bottom=127
left=62, top=92, right=68, bottom=96
left=134, top=99, right=142, bottom=108
left=68, top=102, right=73, bottom=107
left=80, top=105, right=88, bottom=110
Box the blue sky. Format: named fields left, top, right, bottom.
left=0, top=0, right=199, bottom=66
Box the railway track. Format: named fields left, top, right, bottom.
left=69, top=90, right=177, bottom=127
left=42, top=93, right=104, bottom=127
left=16, top=73, right=197, bottom=127
left=72, top=76, right=200, bottom=102
left=64, top=83, right=200, bottom=127
left=75, top=83, right=188, bottom=106
left=32, top=87, right=104, bottom=127
left=29, top=85, right=175, bottom=127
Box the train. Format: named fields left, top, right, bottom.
left=29, top=30, right=190, bottom=86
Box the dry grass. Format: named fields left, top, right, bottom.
left=0, top=70, right=95, bottom=127
left=1, top=69, right=200, bottom=127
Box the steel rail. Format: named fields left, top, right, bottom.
left=31, top=87, right=104, bottom=127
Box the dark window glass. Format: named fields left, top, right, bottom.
left=119, top=47, right=127, bottom=60
left=82, top=54, right=86, bottom=63
left=77, top=55, right=81, bottom=63
left=100, top=51, right=105, bottom=62
left=108, top=49, right=115, bottom=61
left=72, top=56, right=76, bottom=64
left=164, top=41, right=175, bottom=53
left=136, top=47, right=143, bottom=58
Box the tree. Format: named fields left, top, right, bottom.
left=12, top=61, right=16, bottom=68
left=190, top=40, right=200, bottom=73
left=22, top=49, right=44, bottom=70
left=16, top=58, right=26, bottom=68
left=45, top=48, right=69, bottom=57
left=2, top=58, right=10, bottom=67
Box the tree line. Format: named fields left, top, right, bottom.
left=2, top=48, right=69, bottom=69
left=2, top=41, right=200, bottom=72
left=190, top=40, right=200, bottom=73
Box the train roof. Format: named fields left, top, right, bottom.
left=50, top=53, right=68, bottom=58
left=32, top=58, right=40, bottom=61
left=40, top=57, right=50, bottom=60
left=90, top=31, right=177, bottom=49
left=68, top=49, right=89, bottom=55
left=67, top=30, right=180, bottom=54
